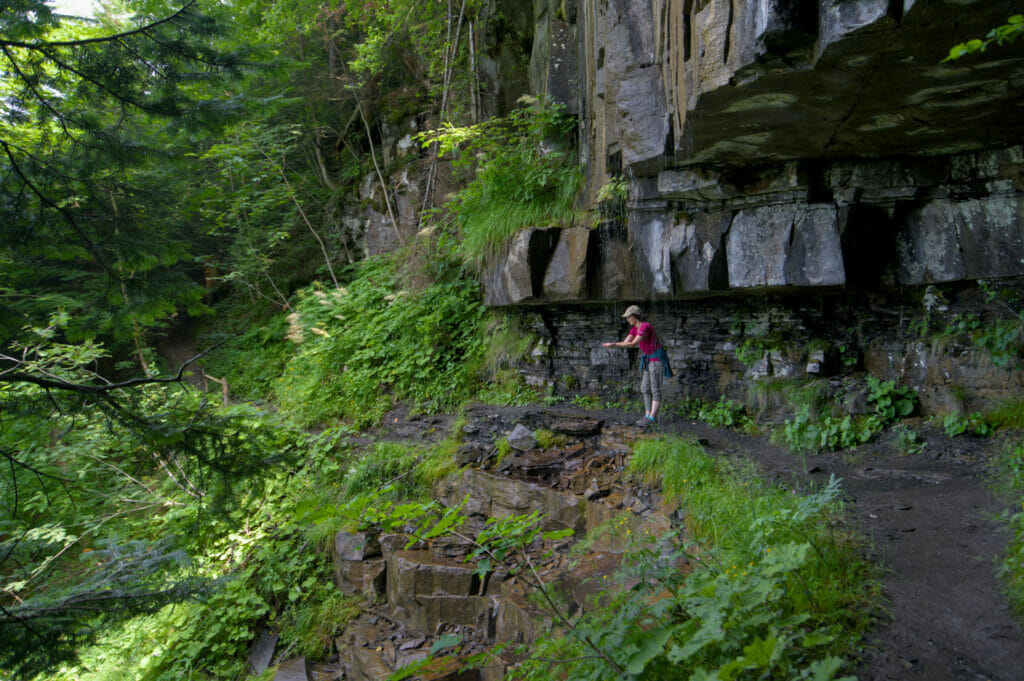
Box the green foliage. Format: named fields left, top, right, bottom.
left=774, top=376, right=917, bottom=453
left=596, top=175, right=629, bottom=208
left=198, top=313, right=294, bottom=401
left=276, top=257, right=487, bottom=427
left=944, top=15, right=1024, bottom=61
left=683, top=396, right=753, bottom=430
left=891, top=425, right=925, bottom=456
left=30, top=414, right=361, bottom=681
left=342, top=441, right=456, bottom=503
left=476, top=369, right=539, bottom=406
left=0, top=0, right=250, bottom=350
left=985, top=399, right=1024, bottom=431
left=941, top=411, right=994, bottom=438
left=278, top=584, right=361, bottom=659
left=992, top=441, right=1024, bottom=616
left=735, top=338, right=768, bottom=367
left=778, top=407, right=881, bottom=453
left=534, top=428, right=568, bottom=449
left=865, top=375, right=917, bottom=423
left=975, top=317, right=1024, bottom=367
left=419, top=97, right=585, bottom=267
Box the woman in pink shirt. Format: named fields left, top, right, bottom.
left=602, top=305, right=672, bottom=426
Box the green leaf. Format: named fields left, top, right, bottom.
left=541, top=528, right=574, bottom=541
left=429, top=634, right=463, bottom=654
left=740, top=636, right=779, bottom=668
left=801, top=631, right=836, bottom=648
left=625, top=625, right=675, bottom=674
left=807, top=655, right=846, bottom=681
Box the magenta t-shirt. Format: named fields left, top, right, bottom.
left=630, top=322, right=660, bottom=355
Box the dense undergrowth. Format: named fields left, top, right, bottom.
left=30, top=425, right=462, bottom=681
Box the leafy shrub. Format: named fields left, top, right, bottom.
left=777, top=406, right=880, bottom=453
left=534, top=428, right=568, bottom=449
left=992, top=441, right=1024, bottom=615
left=985, top=399, right=1024, bottom=431
left=865, top=375, right=917, bottom=423
left=942, top=411, right=994, bottom=437
left=684, top=396, right=752, bottom=430
left=276, top=257, right=486, bottom=427
left=198, top=313, right=293, bottom=401
left=892, top=425, right=925, bottom=456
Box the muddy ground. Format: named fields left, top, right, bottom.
left=381, top=404, right=1024, bottom=681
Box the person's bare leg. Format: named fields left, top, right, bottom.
left=650, top=400, right=660, bottom=419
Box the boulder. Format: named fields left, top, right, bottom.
left=726, top=204, right=845, bottom=289
left=896, top=200, right=965, bottom=285
left=407, top=595, right=495, bottom=635
left=335, top=531, right=381, bottom=561
left=670, top=211, right=730, bottom=293
left=249, top=631, right=278, bottom=675
left=658, top=168, right=733, bottom=201
left=507, top=424, right=537, bottom=451
left=629, top=208, right=675, bottom=295
left=436, top=469, right=586, bottom=535
left=483, top=229, right=558, bottom=306
left=274, top=658, right=312, bottom=681
left=385, top=550, right=479, bottom=612
left=335, top=558, right=386, bottom=597
left=542, top=228, right=591, bottom=300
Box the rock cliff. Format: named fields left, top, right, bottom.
left=479, top=0, right=1024, bottom=411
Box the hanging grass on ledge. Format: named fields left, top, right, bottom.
left=420, top=97, right=586, bottom=267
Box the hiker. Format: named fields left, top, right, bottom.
left=602, top=305, right=672, bottom=426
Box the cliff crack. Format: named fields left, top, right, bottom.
left=822, top=62, right=883, bottom=154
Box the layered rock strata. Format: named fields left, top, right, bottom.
left=329, top=408, right=678, bottom=681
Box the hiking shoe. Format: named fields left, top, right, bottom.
left=635, top=417, right=651, bottom=427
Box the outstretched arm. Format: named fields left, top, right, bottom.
left=602, top=333, right=640, bottom=349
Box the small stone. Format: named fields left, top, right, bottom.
left=274, top=658, right=312, bottom=681
left=507, top=424, right=538, bottom=451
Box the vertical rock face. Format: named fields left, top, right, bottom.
left=474, top=1, right=1022, bottom=305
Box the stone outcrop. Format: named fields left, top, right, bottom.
left=471, top=1, right=1024, bottom=306
left=332, top=408, right=680, bottom=680
left=483, top=145, right=1024, bottom=304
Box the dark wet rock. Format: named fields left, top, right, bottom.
left=503, top=449, right=565, bottom=479
left=484, top=229, right=558, bottom=306
left=249, top=630, right=278, bottom=675
left=335, top=531, right=381, bottom=561
left=726, top=204, right=845, bottom=289
left=436, top=469, right=586, bottom=535
left=385, top=550, right=480, bottom=611
left=493, top=579, right=540, bottom=646
left=407, top=595, right=495, bottom=635
left=542, top=228, right=590, bottom=300
left=559, top=551, right=629, bottom=609
left=274, top=657, right=312, bottom=681
left=546, top=416, right=602, bottom=437
left=658, top=168, right=733, bottom=201
left=335, top=558, right=386, bottom=597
